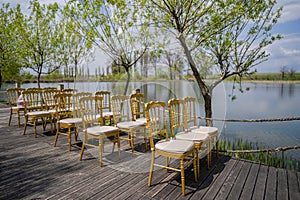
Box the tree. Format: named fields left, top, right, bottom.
left=0, top=3, right=22, bottom=88
left=139, top=0, right=282, bottom=126
left=59, top=6, right=93, bottom=81
left=280, top=65, right=288, bottom=80
left=66, top=0, right=150, bottom=95
left=15, top=0, right=61, bottom=88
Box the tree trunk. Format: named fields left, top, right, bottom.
left=123, top=67, right=130, bottom=95
left=178, top=34, right=212, bottom=126
left=203, top=94, right=213, bottom=126
left=37, top=72, right=41, bottom=88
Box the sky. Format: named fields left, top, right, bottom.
left=1, top=0, right=300, bottom=73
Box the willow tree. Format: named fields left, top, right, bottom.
left=14, top=0, right=61, bottom=88
left=139, top=0, right=282, bottom=126
left=67, top=0, right=150, bottom=95
left=0, top=3, right=22, bottom=88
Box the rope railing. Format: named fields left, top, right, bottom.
left=217, top=145, right=300, bottom=154
left=198, top=116, right=300, bottom=122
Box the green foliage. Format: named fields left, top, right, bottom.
left=0, top=3, right=22, bottom=87
left=14, top=0, right=62, bottom=87
left=218, top=138, right=299, bottom=171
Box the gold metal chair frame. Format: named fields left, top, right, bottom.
left=79, top=96, right=120, bottom=167
left=95, top=91, right=113, bottom=125
left=7, top=88, right=26, bottom=127
left=23, top=89, right=52, bottom=138
left=146, top=101, right=197, bottom=196
left=111, top=95, right=147, bottom=154
left=53, top=93, right=81, bottom=151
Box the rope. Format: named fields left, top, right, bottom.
left=217, top=145, right=300, bottom=154
left=198, top=116, right=300, bottom=122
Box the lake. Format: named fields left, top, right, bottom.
left=1, top=80, right=299, bottom=159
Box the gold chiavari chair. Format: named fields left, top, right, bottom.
left=111, top=95, right=147, bottom=153
left=184, top=96, right=218, bottom=169
left=7, top=88, right=26, bottom=127
left=130, top=93, right=147, bottom=124
left=168, top=98, right=209, bottom=179
left=42, top=88, right=61, bottom=132
left=95, top=91, right=113, bottom=125
left=79, top=96, right=120, bottom=167
left=146, top=101, right=197, bottom=196
left=53, top=93, right=82, bottom=151
left=23, top=89, right=52, bottom=138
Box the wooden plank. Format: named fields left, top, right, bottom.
left=252, top=164, right=268, bottom=200
left=277, top=168, right=288, bottom=200
left=239, top=162, right=259, bottom=200
left=287, top=170, right=300, bottom=200
left=227, top=160, right=252, bottom=200
left=214, top=159, right=244, bottom=200
left=192, top=156, right=237, bottom=200
left=264, top=166, right=277, bottom=200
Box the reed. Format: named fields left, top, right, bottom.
left=217, top=138, right=300, bottom=171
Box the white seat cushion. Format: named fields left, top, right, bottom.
left=103, top=111, right=113, bottom=117
left=27, top=111, right=50, bottom=116
left=135, top=117, right=147, bottom=124
left=191, top=126, right=218, bottom=135
left=117, top=121, right=145, bottom=129
left=155, top=139, right=194, bottom=154
left=59, top=118, right=82, bottom=124
left=86, top=126, right=119, bottom=136
left=176, top=131, right=209, bottom=142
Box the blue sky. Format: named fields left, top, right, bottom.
left=2, top=0, right=300, bottom=73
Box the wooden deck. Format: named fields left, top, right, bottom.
left=0, top=104, right=299, bottom=200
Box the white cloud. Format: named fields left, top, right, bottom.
left=277, top=0, right=300, bottom=23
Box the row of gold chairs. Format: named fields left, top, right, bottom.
left=145, top=98, right=219, bottom=196
left=7, top=87, right=218, bottom=196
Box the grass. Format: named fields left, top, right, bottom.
left=217, top=138, right=300, bottom=171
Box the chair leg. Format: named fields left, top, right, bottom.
left=130, top=133, right=135, bottom=154
left=148, top=151, right=155, bottom=187
left=180, top=159, right=185, bottom=196
left=34, top=119, right=37, bottom=138
left=23, top=116, right=28, bottom=135
left=8, top=109, right=12, bottom=126
left=74, top=127, right=78, bottom=141
left=17, top=110, right=21, bottom=128
left=99, top=138, right=104, bottom=167
left=166, top=157, right=170, bottom=173
left=195, top=148, right=200, bottom=181
left=117, top=132, right=121, bottom=159
left=54, top=125, right=59, bottom=147
left=68, top=127, right=71, bottom=151
left=80, top=134, right=86, bottom=161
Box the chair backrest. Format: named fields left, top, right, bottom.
left=72, top=92, right=92, bottom=117
left=183, top=96, right=197, bottom=130
left=168, top=98, right=185, bottom=137
left=145, top=101, right=168, bottom=148
left=130, top=93, right=145, bottom=121
left=6, top=88, right=25, bottom=106
left=95, top=91, right=111, bottom=112
left=62, top=88, right=77, bottom=94
left=22, top=89, right=44, bottom=113
left=42, top=88, right=61, bottom=110
left=53, top=93, right=73, bottom=120
left=111, top=95, right=130, bottom=124
left=79, top=96, right=103, bottom=129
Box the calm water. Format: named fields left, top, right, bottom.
left=1, top=81, right=299, bottom=159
